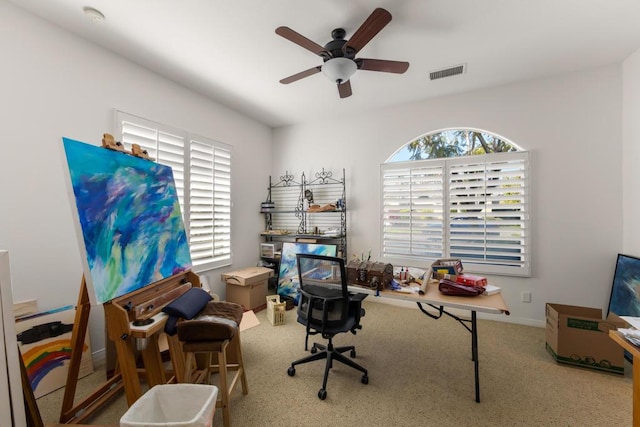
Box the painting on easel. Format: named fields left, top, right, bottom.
left=62, top=137, right=192, bottom=304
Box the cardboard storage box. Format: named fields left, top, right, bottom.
left=222, top=267, right=274, bottom=311
left=545, top=303, right=625, bottom=375
left=431, top=258, right=463, bottom=279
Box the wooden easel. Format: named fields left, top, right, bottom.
left=102, top=271, right=200, bottom=405
left=58, top=277, right=124, bottom=424
left=60, top=271, right=199, bottom=423
left=58, top=134, right=189, bottom=423
left=20, top=347, right=44, bottom=427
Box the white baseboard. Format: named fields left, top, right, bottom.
left=91, top=348, right=106, bottom=369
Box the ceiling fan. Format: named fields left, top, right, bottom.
left=276, top=7, right=409, bottom=99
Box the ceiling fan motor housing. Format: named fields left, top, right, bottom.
left=323, top=28, right=355, bottom=61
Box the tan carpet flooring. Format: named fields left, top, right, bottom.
left=37, top=299, right=633, bottom=426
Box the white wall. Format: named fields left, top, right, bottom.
left=273, top=66, right=624, bottom=326
left=0, top=0, right=632, bottom=347
left=0, top=2, right=271, bottom=359
left=623, top=47, right=640, bottom=255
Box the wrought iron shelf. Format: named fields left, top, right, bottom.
left=261, top=168, right=347, bottom=260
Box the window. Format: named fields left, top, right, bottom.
left=116, top=111, right=232, bottom=271
left=382, top=129, right=529, bottom=276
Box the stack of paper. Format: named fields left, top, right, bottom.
left=483, top=284, right=501, bottom=295
left=618, top=316, right=640, bottom=346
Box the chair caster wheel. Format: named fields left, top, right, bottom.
left=361, top=375, right=369, bottom=385
left=310, top=346, right=318, bottom=354
left=350, top=349, right=356, bottom=358
left=287, top=367, right=296, bottom=377
left=318, top=389, right=327, bottom=400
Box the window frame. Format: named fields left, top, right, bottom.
left=115, top=110, right=232, bottom=272
left=381, top=150, right=530, bottom=277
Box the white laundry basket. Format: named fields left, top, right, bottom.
left=120, top=384, right=218, bottom=427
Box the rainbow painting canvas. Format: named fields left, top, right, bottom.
left=16, top=306, right=93, bottom=398
left=62, top=137, right=192, bottom=304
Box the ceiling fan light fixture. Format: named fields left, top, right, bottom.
left=322, top=57, right=357, bottom=83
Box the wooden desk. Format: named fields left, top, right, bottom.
left=609, top=330, right=639, bottom=425
left=351, top=280, right=510, bottom=403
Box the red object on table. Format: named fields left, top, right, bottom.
left=456, top=274, right=487, bottom=287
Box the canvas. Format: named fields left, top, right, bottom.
left=15, top=305, right=93, bottom=399
left=277, top=242, right=336, bottom=302
left=608, top=253, right=640, bottom=317
left=62, top=137, right=192, bottom=304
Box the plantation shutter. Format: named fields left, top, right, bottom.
left=381, top=151, right=529, bottom=276
left=382, top=162, right=444, bottom=258
left=117, top=111, right=232, bottom=271
left=448, top=153, right=528, bottom=272
left=189, top=137, right=232, bottom=268
left=120, top=118, right=186, bottom=209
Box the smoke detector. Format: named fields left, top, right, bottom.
left=83, top=6, right=105, bottom=24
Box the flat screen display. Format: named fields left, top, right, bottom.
left=607, top=253, right=640, bottom=317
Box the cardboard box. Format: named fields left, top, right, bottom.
left=222, top=267, right=274, bottom=311
left=545, top=303, right=625, bottom=375
left=431, top=258, right=463, bottom=279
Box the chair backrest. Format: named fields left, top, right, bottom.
left=296, top=254, right=349, bottom=329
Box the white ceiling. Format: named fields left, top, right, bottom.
left=9, top=0, right=640, bottom=128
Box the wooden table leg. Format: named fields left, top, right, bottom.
left=634, top=357, right=640, bottom=427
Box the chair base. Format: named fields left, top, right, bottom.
left=288, top=338, right=368, bottom=400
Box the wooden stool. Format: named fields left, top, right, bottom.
left=177, top=301, right=248, bottom=427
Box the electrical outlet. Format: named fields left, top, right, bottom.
left=521, top=291, right=532, bottom=303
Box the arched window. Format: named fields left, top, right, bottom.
left=381, top=128, right=530, bottom=277
left=388, top=129, right=520, bottom=162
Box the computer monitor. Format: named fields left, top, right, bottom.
left=607, top=253, right=640, bottom=317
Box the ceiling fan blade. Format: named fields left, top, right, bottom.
left=279, top=66, right=322, bottom=84
left=344, top=8, right=392, bottom=55
left=276, top=26, right=328, bottom=57
left=357, top=58, right=409, bottom=74
left=337, top=80, right=352, bottom=98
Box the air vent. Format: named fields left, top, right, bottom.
left=429, top=64, right=466, bottom=81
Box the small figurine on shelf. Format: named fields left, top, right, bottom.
left=305, top=189, right=314, bottom=204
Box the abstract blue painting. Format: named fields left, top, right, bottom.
left=277, top=242, right=336, bottom=303
left=62, top=137, right=192, bottom=304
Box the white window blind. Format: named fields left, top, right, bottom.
left=116, top=111, right=232, bottom=271
left=382, top=151, right=529, bottom=276
left=189, top=137, right=232, bottom=266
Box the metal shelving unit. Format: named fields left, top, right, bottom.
left=261, top=168, right=347, bottom=260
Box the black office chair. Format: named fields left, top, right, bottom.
left=287, top=254, right=369, bottom=400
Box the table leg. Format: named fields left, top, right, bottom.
left=418, top=303, right=481, bottom=403
left=471, top=311, right=480, bottom=403
left=634, top=356, right=640, bottom=426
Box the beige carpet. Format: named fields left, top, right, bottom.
left=37, top=299, right=633, bottom=426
